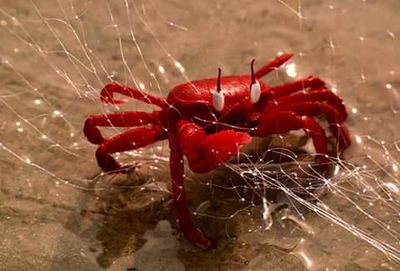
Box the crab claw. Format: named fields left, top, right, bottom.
left=192, top=130, right=252, bottom=173
left=200, top=131, right=251, bottom=159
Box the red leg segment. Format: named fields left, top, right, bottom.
left=255, top=111, right=329, bottom=170
left=273, top=89, right=348, bottom=120
left=255, top=53, right=293, bottom=79
left=84, top=111, right=160, bottom=144
left=267, top=76, right=326, bottom=98
left=165, top=120, right=251, bottom=249
left=278, top=102, right=351, bottom=153
left=96, top=125, right=165, bottom=172
left=100, top=82, right=167, bottom=108
left=168, top=134, right=213, bottom=249
left=177, top=120, right=252, bottom=173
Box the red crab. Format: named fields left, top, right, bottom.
left=84, top=53, right=351, bottom=249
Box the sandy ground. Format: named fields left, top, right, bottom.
left=0, top=0, right=400, bottom=270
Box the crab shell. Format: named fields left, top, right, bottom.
left=165, top=75, right=268, bottom=121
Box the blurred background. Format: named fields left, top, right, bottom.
left=0, top=0, right=399, bottom=270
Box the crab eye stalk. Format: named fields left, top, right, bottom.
left=250, top=81, right=261, bottom=103
left=249, top=59, right=261, bottom=104
left=212, top=68, right=225, bottom=111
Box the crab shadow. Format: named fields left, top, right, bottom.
left=91, top=134, right=335, bottom=269
left=90, top=166, right=171, bottom=268
left=90, top=165, right=250, bottom=269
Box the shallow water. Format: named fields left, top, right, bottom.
left=0, top=0, right=400, bottom=270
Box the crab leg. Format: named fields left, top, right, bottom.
left=278, top=102, right=351, bottom=153
left=255, top=111, right=330, bottom=170
left=96, top=125, right=166, bottom=172
left=84, top=111, right=160, bottom=144
left=267, top=76, right=326, bottom=98
left=168, top=134, right=213, bottom=250
left=273, top=89, right=348, bottom=120
left=100, top=82, right=167, bottom=108
left=177, top=120, right=252, bottom=173
left=255, top=53, right=293, bottom=79
left=166, top=121, right=251, bottom=249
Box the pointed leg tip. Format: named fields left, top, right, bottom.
left=184, top=227, right=214, bottom=250
left=84, top=118, right=104, bottom=144
left=96, top=145, right=122, bottom=173
left=283, top=52, right=294, bottom=59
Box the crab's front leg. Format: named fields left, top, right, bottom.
left=168, top=121, right=251, bottom=249
left=168, top=134, right=213, bottom=250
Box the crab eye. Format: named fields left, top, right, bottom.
left=212, top=67, right=224, bottom=111
left=212, top=91, right=225, bottom=111
left=250, top=80, right=261, bottom=103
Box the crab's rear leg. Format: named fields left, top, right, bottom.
left=96, top=125, right=166, bottom=172
left=255, top=111, right=330, bottom=171
left=278, top=102, right=351, bottom=153
left=273, top=88, right=348, bottom=121
left=280, top=102, right=351, bottom=154
left=84, top=111, right=160, bottom=144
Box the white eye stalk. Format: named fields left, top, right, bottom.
left=249, top=59, right=261, bottom=104
left=250, top=80, right=261, bottom=103
left=212, top=67, right=225, bottom=112
left=212, top=91, right=225, bottom=112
